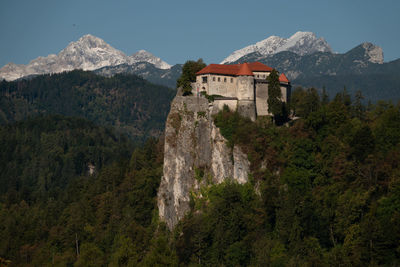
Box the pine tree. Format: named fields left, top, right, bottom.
left=321, top=86, right=329, bottom=106
left=267, top=69, right=283, bottom=122
left=177, top=59, right=206, bottom=95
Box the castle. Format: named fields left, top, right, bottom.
left=192, top=62, right=291, bottom=121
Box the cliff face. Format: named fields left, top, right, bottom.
left=157, top=96, right=250, bottom=229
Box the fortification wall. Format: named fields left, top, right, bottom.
left=213, top=99, right=238, bottom=113
left=255, top=82, right=269, bottom=116
left=237, top=76, right=254, bottom=101
left=238, top=100, right=256, bottom=121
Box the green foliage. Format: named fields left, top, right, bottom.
left=74, top=243, right=105, bottom=267
left=0, top=70, right=176, bottom=141
left=175, top=181, right=258, bottom=266
left=197, top=111, right=206, bottom=118
left=291, top=86, right=321, bottom=117
left=214, top=106, right=242, bottom=147
left=200, top=91, right=224, bottom=102
left=267, top=69, right=285, bottom=123
left=176, top=59, right=206, bottom=95
left=350, top=125, right=375, bottom=162
left=0, top=117, right=164, bottom=265
left=2, top=79, right=400, bottom=266
left=208, top=91, right=400, bottom=266
left=0, top=115, right=132, bottom=201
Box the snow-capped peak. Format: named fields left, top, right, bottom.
left=56, top=35, right=129, bottom=71
left=221, top=31, right=333, bottom=64
left=77, top=34, right=109, bottom=47
left=130, top=50, right=171, bottom=69
left=0, top=34, right=171, bottom=81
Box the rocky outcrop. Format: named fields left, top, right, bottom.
left=157, top=96, right=250, bottom=230
left=362, top=42, right=384, bottom=64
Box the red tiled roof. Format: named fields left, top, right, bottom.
left=279, top=73, right=290, bottom=83
left=248, top=62, right=273, bottom=72
left=196, top=62, right=273, bottom=76
left=236, top=62, right=253, bottom=76
left=196, top=64, right=240, bottom=75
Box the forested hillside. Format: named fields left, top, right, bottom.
left=177, top=88, right=400, bottom=266
left=1, top=88, right=400, bottom=266
left=0, top=116, right=169, bottom=265
left=0, top=70, right=176, bottom=141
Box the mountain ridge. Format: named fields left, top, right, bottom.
left=221, top=31, right=334, bottom=64
left=0, top=34, right=171, bottom=81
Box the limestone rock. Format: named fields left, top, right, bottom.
left=157, top=95, right=250, bottom=229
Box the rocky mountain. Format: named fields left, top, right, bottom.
left=221, top=31, right=333, bottom=64
left=233, top=42, right=385, bottom=79
left=130, top=50, right=171, bottom=69
left=0, top=34, right=171, bottom=81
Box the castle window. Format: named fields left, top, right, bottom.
left=202, top=76, right=207, bottom=83
left=218, top=77, right=220, bottom=82
left=224, top=77, right=227, bottom=82
left=231, top=78, right=233, bottom=83
left=213, top=77, right=215, bottom=81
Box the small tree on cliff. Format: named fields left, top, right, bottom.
left=267, top=69, right=284, bottom=123
left=177, top=59, right=206, bottom=96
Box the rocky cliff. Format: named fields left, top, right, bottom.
left=157, top=96, right=250, bottom=229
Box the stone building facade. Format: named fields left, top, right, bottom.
left=193, top=62, right=291, bottom=120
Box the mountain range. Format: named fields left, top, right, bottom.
left=1, top=32, right=399, bottom=102
left=0, top=34, right=171, bottom=81
left=223, top=32, right=399, bottom=101
left=221, top=31, right=335, bottom=64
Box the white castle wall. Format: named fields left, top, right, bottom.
left=194, top=71, right=290, bottom=120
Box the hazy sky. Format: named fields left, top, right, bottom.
left=1, top=0, right=399, bottom=67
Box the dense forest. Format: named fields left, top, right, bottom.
left=0, top=71, right=176, bottom=142
left=1, top=84, right=400, bottom=266
left=0, top=115, right=168, bottom=266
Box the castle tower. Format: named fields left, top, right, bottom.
left=236, top=63, right=254, bottom=101
left=279, top=73, right=291, bottom=103
left=236, top=63, right=256, bottom=121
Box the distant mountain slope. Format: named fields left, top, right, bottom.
left=0, top=34, right=171, bottom=81
left=94, top=62, right=182, bottom=88
left=130, top=50, right=171, bottom=69
left=294, top=72, right=400, bottom=101
left=221, top=31, right=333, bottom=64
left=0, top=70, right=176, bottom=141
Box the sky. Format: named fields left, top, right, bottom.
left=0, top=0, right=399, bottom=67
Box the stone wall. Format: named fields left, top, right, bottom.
left=196, top=74, right=237, bottom=97
left=213, top=99, right=238, bottom=112
left=280, top=84, right=291, bottom=103
left=238, top=100, right=256, bottom=121
left=255, top=82, right=269, bottom=116
left=237, top=76, right=254, bottom=101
